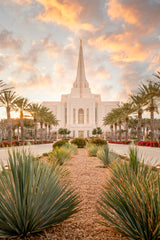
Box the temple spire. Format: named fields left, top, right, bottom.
left=73, top=40, right=89, bottom=95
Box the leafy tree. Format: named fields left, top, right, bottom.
left=92, top=128, right=97, bottom=136
left=58, top=128, right=71, bottom=139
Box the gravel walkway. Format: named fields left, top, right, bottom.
left=37, top=148, right=123, bottom=240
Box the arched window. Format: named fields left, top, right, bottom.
left=87, top=108, right=89, bottom=124
left=73, top=108, right=76, bottom=124
left=78, top=108, right=84, bottom=124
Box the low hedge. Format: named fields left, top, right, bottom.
left=90, top=138, right=107, bottom=146
left=71, top=138, right=86, bottom=148
left=53, top=139, right=68, bottom=148
left=109, top=141, right=131, bottom=145
left=137, top=141, right=159, bottom=147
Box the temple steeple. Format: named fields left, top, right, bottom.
left=70, top=40, right=91, bottom=98
left=73, top=40, right=89, bottom=93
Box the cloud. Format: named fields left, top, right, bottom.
left=36, top=0, right=96, bottom=31
left=0, top=54, right=13, bottom=73
left=54, top=63, right=67, bottom=79
left=0, top=29, right=23, bottom=51
left=88, top=32, right=149, bottom=63
left=5, top=0, right=31, bottom=4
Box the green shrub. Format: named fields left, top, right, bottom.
left=71, top=138, right=86, bottom=148
left=87, top=143, right=100, bottom=157
left=97, top=145, right=110, bottom=167
left=90, top=138, right=107, bottom=146
left=64, top=142, right=78, bottom=155
left=98, top=148, right=160, bottom=240
left=42, top=152, right=49, bottom=157
left=53, top=139, right=68, bottom=148
left=0, top=150, right=79, bottom=238
left=51, top=147, right=71, bottom=165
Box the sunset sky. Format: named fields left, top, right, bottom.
left=0, top=0, right=160, bottom=118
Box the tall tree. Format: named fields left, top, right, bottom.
left=38, top=106, right=50, bottom=142
left=15, top=97, right=30, bottom=143
left=29, top=103, right=42, bottom=142
left=138, top=81, right=159, bottom=141
left=130, top=94, right=144, bottom=142
left=44, top=112, right=58, bottom=140
left=0, top=91, right=20, bottom=144
left=120, top=102, right=134, bottom=141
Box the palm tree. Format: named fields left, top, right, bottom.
left=29, top=103, right=42, bottom=142
left=38, top=106, right=50, bottom=142
left=46, top=113, right=58, bottom=141
left=0, top=91, right=20, bottom=144
left=104, top=112, right=115, bottom=140
left=130, top=94, right=144, bottom=142
left=0, top=80, right=11, bottom=93
left=112, top=107, right=123, bottom=141
left=104, top=109, right=119, bottom=141
left=138, top=81, right=159, bottom=141
left=120, top=102, right=134, bottom=141
left=44, top=111, right=57, bottom=141
left=15, top=97, right=30, bottom=143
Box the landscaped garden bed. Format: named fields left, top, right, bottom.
left=137, top=140, right=160, bottom=147
left=0, top=140, right=53, bottom=148
left=108, top=140, right=131, bottom=144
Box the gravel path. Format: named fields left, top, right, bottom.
left=37, top=148, right=123, bottom=240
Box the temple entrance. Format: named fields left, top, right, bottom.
left=78, top=131, right=84, bottom=138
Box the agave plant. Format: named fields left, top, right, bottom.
left=98, top=148, right=160, bottom=240
left=97, top=145, right=110, bottom=167
left=87, top=143, right=100, bottom=157
left=51, top=147, right=72, bottom=165
left=0, top=150, right=79, bottom=238
left=64, top=142, right=78, bottom=155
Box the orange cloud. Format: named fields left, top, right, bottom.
left=89, top=32, right=149, bottom=63
left=36, top=0, right=95, bottom=31
left=106, top=0, right=139, bottom=25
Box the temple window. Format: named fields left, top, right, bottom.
left=78, top=108, right=84, bottom=124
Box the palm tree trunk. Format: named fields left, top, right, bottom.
left=125, top=117, right=129, bottom=141
left=40, top=122, right=43, bottom=142
left=20, top=110, right=24, bottom=143
left=48, top=125, right=51, bottom=140
left=34, top=119, right=37, bottom=142
left=110, top=124, right=113, bottom=140
left=137, top=111, right=142, bottom=142
left=115, top=123, right=117, bottom=141
left=150, top=107, right=154, bottom=141
left=6, top=107, right=12, bottom=144
left=45, top=123, right=47, bottom=141
left=118, top=121, right=122, bottom=141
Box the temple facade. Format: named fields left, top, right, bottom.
left=43, top=40, right=119, bottom=138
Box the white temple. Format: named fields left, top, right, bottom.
left=43, top=40, right=119, bottom=138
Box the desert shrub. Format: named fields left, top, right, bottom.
left=64, top=142, right=78, bottom=155
left=53, top=139, right=68, bottom=148
left=0, top=150, right=79, bottom=238
left=50, top=147, right=71, bottom=165
left=90, top=138, right=107, bottom=146
left=97, top=145, right=110, bottom=167
left=98, top=148, right=160, bottom=240
left=12, top=140, right=20, bottom=146
left=2, top=141, right=11, bottom=147
left=71, top=138, right=86, bottom=148
left=87, top=143, right=100, bottom=157
left=42, top=152, right=49, bottom=157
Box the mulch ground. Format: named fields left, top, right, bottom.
left=31, top=148, right=123, bottom=240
